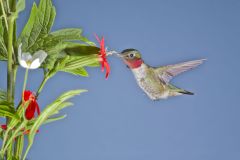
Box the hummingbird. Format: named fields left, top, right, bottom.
left=117, top=49, right=205, bottom=100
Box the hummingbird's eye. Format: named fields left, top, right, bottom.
left=129, top=53, right=135, bottom=58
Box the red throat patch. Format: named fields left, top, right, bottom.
left=124, top=59, right=143, bottom=69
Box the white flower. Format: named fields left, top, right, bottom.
left=18, top=44, right=48, bottom=69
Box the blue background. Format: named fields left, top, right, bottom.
left=0, top=0, right=240, bottom=159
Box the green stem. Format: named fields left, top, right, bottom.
left=22, top=142, right=32, bottom=160
left=5, top=0, right=10, bottom=13
left=36, top=72, right=51, bottom=98
left=6, top=143, right=13, bottom=160
left=7, top=18, right=14, bottom=103
left=5, top=15, right=14, bottom=159
left=22, top=69, right=29, bottom=100
left=12, top=65, right=18, bottom=101
left=14, top=135, right=24, bottom=159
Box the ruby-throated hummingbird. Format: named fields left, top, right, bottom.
left=116, top=49, right=205, bottom=100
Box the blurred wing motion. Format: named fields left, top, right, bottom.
left=154, top=59, right=206, bottom=84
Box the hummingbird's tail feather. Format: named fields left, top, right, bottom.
left=168, top=84, right=194, bottom=96
left=178, top=90, right=194, bottom=95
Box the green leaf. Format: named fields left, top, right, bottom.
left=0, top=20, right=4, bottom=36
left=17, top=3, right=37, bottom=51
left=0, top=20, right=7, bottom=60
left=17, top=0, right=96, bottom=70
left=64, top=43, right=99, bottom=56
left=15, top=115, right=67, bottom=138
left=43, top=43, right=100, bottom=74
left=43, top=43, right=100, bottom=77
left=0, top=89, right=6, bottom=101
left=51, top=28, right=83, bottom=41
left=64, top=55, right=99, bottom=70
left=34, top=33, right=97, bottom=69
left=26, top=115, right=66, bottom=130
left=0, top=101, right=19, bottom=120
left=43, top=115, right=67, bottom=124
left=2, top=120, right=27, bottom=155
left=51, top=28, right=95, bottom=45
left=0, top=102, right=26, bottom=156
left=23, top=89, right=87, bottom=160
left=17, top=0, right=99, bottom=78
left=62, top=68, right=89, bottom=77
left=62, top=44, right=100, bottom=69
left=18, top=0, right=56, bottom=52
left=16, top=0, right=25, bottom=14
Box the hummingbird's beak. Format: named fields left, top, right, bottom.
left=106, top=50, right=120, bottom=56
left=106, top=50, right=124, bottom=58
left=115, top=53, right=124, bottom=58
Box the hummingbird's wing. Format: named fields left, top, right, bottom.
left=154, top=59, right=206, bottom=84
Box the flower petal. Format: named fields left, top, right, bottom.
left=24, top=90, right=32, bottom=101
left=95, top=33, right=101, bottom=43
left=21, top=52, right=33, bottom=62
left=18, top=43, right=48, bottom=69
left=36, top=102, right=40, bottom=116
left=95, top=34, right=110, bottom=79
left=32, top=50, right=48, bottom=64
left=104, top=62, right=110, bottom=79
left=19, top=59, right=29, bottom=68
left=23, top=91, right=40, bottom=120
left=25, top=102, right=35, bottom=120
left=29, top=58, right=41, bottom=69
left=18, top=44, right=32, bottom=68
left=18, top=43, right=23, bottom=63
left=28, top=50, right=47, bottom=69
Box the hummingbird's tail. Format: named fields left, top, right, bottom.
left=178, top=90, right=194, bottom=95
left=168, top=84, right=194, bottom=96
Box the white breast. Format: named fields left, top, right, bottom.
left=131, top=64, right=169, bottom=100
left=131, top=64, right=148, bottom=80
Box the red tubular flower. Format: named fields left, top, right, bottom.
left=23, top=90, right=40, bottom=120
left=95, top=34, right=110, bottom=79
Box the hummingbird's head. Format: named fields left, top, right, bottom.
left=118, top=49, right=143, bottom=69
